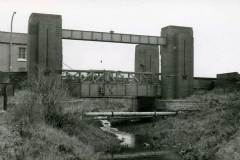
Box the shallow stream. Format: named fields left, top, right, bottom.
left=99, top=118, right=183, bottom=160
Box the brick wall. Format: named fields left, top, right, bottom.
left=0, top=31, right=27, bottom=72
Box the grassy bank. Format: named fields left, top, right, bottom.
left=3, top=75, right=240, bottom=160
left=0, top=111, right=118, bottom=160
left=119, top=89, right=240, bottom=160
left=0, top=77, right=119, bottom=160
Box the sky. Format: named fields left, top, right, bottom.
left=0, top=0, right=240, bottom=77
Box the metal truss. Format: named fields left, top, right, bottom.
left=62, top=70, right=161, bottom=84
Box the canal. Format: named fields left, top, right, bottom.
left=99, top=118, right=184, bottom=160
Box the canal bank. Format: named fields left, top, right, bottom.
left=62, top=89, right=240, bottom=160
left=117, top=90, right=240, bottom=160
left=5, top=88, right=240, bottom=160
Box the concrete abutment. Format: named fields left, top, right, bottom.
left=161, top=26, right=194, bottom=99
left=27, top=13, right=62, bottom=80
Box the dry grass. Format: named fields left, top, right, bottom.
left=215, top=130, right=240, bottom=160
left=57, top=113, right=119, bottom=152
left=14, top=123, right=97, bottom=160
left=0, top=119, right=97, bottom=160
left=120, top=89, right=240, bottom=160
left=1, top=76, right=119, bottom=160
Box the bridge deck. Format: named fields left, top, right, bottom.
left=62, top=70, right=161, bottom=97
left=62, top=29, right=167, bottom=45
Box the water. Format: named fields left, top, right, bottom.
left=100, top=119, right=136, bottom=148
left=99, top=118, right=184, bottom=160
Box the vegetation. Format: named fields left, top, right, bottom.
left=119, top=89, right=240, bottom=160
left=0, top=75, right=118, bottom=160
left=1, top=74, right=240, bottom=160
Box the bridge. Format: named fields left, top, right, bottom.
left=26, top=13, right=193, bottom=99
left=61, top=29, right=166, bottom=45
left=62, top=69, right=161, bottom=97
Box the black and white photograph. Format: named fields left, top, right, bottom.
left=0, top=0, right=240, bottom=159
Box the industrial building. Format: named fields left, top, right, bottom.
left=0, top=31, right=27, bottom=72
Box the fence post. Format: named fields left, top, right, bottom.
left=3, top=84, right=7, bottom=111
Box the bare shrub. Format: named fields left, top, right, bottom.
left=28, top=74, right=68, bottom=126
left=11, top=91, right=40, bottom=120
left=10, top=73, right=69, bottom=129
left=8, top=73, right=118, bottom=159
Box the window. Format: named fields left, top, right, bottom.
left=18, top=47, right=26, bottom=60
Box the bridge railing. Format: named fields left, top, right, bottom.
left=61, top=70, right=161, bottom=84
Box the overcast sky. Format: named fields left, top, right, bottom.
left=0, top=0, right=240, bottom=77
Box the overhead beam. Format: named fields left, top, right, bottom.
left=62, top=29, right=166, bottom=45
